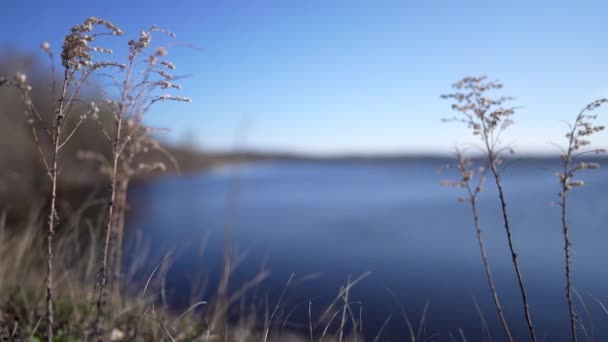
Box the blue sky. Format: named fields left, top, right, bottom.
left=2, top=1, right=608, bottom=155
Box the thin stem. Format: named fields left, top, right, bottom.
left=561, top=113, right=580, bottom=342
left=46, top=69, right=69, bottom=342
left=57, top=116, right=85, bottom=150
left=488, top=156, right=537, bottom=342
left=93, top=55, right=135, bottom=338
left=475, top=98, right=536, bottom=340
left=466, top=184, right=513, bottom=342
left=29, top=125, right=51, bottom=178
left=561, top=190, right=577, bottom=342
left=110, top=176, right=129, bottom=300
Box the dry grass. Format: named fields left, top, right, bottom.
left=0, top=205, right=407, bottom=342
left=442, top=76, right=536, bottom=342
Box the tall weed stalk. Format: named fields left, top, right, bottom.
left=1, top=17, right=190, bottom=340
left=440, top=151, right=513, bottom=341
left=88, top=24, right=191, bottom=338
left=556, top=98, right=607, bottom=342
left=2, top=17, right=123, bottom=341
left=442, top=76, right=537, bottom=341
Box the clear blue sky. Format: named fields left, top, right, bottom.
left=2, top=1, right=608, bottom=155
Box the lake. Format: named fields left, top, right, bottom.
left=125, top=158, right=608, bottom=341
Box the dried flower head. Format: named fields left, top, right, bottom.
left=160, top=61, right=175, bottom=70
left=441, top=76, right=516, bottom=153
left=440, top=149, right=487, bottom=202
left=557, top=98, right=607, bottom=197
left=9, top=72, right=35, bottom=123
left=155, top=47, right=168, bottom=57
left=14, top=72, right=27, bottom=85
left=61, top=17, right=122, bottom=70
left=152, top=94, right=192, bottom=103
left=40, top=41, right=51, bottom=53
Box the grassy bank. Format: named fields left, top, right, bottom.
left=0, top=206, right=392, bottom=342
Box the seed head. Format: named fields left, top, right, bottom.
left=160, top=61, right=176, bottom=70
left=90, top=101, right=100, bottom=114
left=441, top=76, right=517, bottom=157
left=61, top=17, right=121, bottom=69
left=14, top=72, right=27, bottom=84
left=155, top=47, right=168, bottom=57
left=568, top=180, right=584, bottom=188
left=40, top=42, right=51, bottom=53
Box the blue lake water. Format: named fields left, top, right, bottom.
left=125, top=159, right=608, bottom=341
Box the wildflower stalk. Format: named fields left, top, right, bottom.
left=43, top=69, right=69, bottom=342
left=6, top=17, right=121, bottom=338
left=93, top=54, right=133, bottom=338
left=110, top=177, right=129, bottom=299
left=487, top=148, right=536, bottom=342
left=91, top=26, right=188, bottom=338
left=442, top=152, right=513, bottom=342
left=12, top=67, right=68, bottom=342
left=8, top=38, right=101, bottom=341
left=34, top=17, right=127, bottom=339
left=469, top=182, right=513, bottom=342
left=557, top=99, right=607, bottom=342
left=442, top=76, right=537, bottom=341
left=561, top=117, right=579, bottom=342
left=560, top=174, right=576, bottom=342
left=4, top=17, right=186, bottom=340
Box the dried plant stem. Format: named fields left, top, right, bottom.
left=557, top=99, right=607, bottom=341
left=45, top=71, right=69, bottom=342
left=488, top=155, right=537, bottom=342
left=93, top=59, right=133, bottom=338
left=45, top=136, right=57, bottom=342
left=111, top=177, right=129, bottom=296
left=92, top=152, right=120, bottom=338
left=442, top=76, right=541, bottom=342
left=466, top=181, right=513, bottom=342
left=560, top=188, right=577, bottom=342
left=558, top=110, right=586, bottom=342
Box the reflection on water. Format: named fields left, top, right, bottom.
left=125, top=159, right=608, bottom=341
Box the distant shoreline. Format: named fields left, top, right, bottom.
left=192, top=149, right=608, bottom=164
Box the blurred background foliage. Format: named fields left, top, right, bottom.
left=0, top=51, right=115, bottom=214
left=0, top=51, right=266, bottom=221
